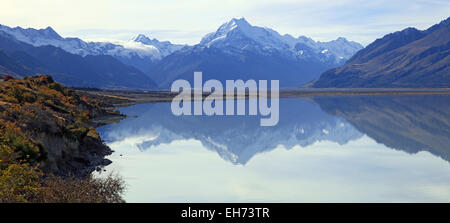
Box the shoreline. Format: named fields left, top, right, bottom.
left=81, top=88, right=450, bottom=106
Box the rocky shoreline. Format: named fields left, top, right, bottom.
left=0, top=76, right=130, bottom=178
left=50, top=96, right=130, bottom=177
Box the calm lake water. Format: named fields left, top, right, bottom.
left=97, top=95, right=450, bottom=202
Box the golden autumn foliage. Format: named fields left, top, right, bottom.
left=36, top=174, right=125, bottom=203
left=0, top=147, right=125, bottom=203
left=0, top=163, right=42, bottom=203
left=0, top=124, right=43, bottom=202
left=0, top=75, right=112, bottom=144
left=0, top=75, right=125, bottom=203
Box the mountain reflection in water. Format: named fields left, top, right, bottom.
left=313, top=95, right=450, bottom=162
left=97, top=95, right=450, bottom=202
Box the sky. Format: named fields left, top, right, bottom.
left=1, top=0, right=449, bottom=46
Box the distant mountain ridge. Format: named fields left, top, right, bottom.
left=148, top=18, right=363, bottom=88
left=0, top=30, right=157, bottom=89
left=0, top=18, right=364, bottom=89
left=0, top=24, right=185, bottom=72
left=200, top=18, right=362, bottom=63
left=313, top=17, right=450, bottom=88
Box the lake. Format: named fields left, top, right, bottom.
left=97, top=94, right=450, bottom=202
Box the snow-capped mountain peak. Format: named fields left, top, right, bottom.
left=209, top=17, right=251, bottom=35
left=41, top=26, right=61, bottom=39
left=223, top=17, right=251, bottom=30
left=315, top=37, right=364, bottom=61
left=130, top=34, right=153, bottom=44
left=0, top=24, right=63, bottom=45
left=198, top=18, right=363, bottom=64
left=200, top=17, right=291, bottom=51
left=129, top=34, right=185, bottom=57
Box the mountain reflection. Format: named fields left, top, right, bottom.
left=98, top=99, right=362, bottom=164
left=313, top=95, right=450, bottom=162
left=97, top=95, right=450, bottom=164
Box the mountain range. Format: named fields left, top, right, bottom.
left=313, top=17, right=450, bottom=88
left=0, top=24, right=185, bottom=72
left=0, top=18, right=363, bottom=89
left=147, top=18, right=363, bottom=88
left=0, top=30, right=157, bottom=89
left=2, top=17, right=447, bottom=89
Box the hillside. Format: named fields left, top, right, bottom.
left=0, top=75, right=124, bottom=176
left=0, top=75, right=129, bottom=202
left=313, top=17, right=450, bottom=88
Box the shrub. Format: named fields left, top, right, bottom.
left=87, top=127, right=100, bottom=139
left=7, top=86, right=25, bottom=103
left=77, top=110, right=90, bottom=123
left=48, top=82, right=64, bottom=94
left=0, top=139, right=42, bottom=203
left=3, top=75, right=14, bottom=81
left=0, top=145, right=19, bottom=169
left=0, top=163, right=42, bottom=203
left=0, top=136, right=125, bottom=203
left=65, top=125, right=89, bottom=141
left=35, top=174, right=125, bottom=203
left=22, top=92, right=36, bottom=103
left=38, top=75, right=54, bottom=84
left=0, top=166, right=126, bottom=203
left=0, top=123, right=42, bottom=165
left=63, top=88, right=72, bottom=96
